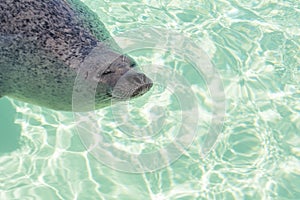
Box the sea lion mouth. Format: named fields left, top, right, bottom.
left=105, top=82, right=153, bottom=100
left=130, top=82, right=153, bottom=98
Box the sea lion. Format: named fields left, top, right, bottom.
left=0, top=0, right=152, bottom=111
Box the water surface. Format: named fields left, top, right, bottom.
left=1, top=0, right=299, bottom=199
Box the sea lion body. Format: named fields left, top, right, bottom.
left=0, top=0, right=152, bottom=111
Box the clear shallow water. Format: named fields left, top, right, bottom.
left=1, top=0, right=300, bottom=199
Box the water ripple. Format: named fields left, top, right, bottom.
left=1, top=0, right=299, bottom=199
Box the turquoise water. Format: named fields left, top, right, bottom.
left=1, top=0, right=300, bottom=199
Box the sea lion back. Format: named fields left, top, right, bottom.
left=0, top=0, right=113, bottom=65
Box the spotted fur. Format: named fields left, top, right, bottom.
left=0, top=0, right=128, bottom=110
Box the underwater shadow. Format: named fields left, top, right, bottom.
left=0, top=97, right=21, bottom=154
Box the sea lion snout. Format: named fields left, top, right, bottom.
left=124, top=72, right=153, bottom=98
left=111, top=71, right=153, bottom=99
left=96, top=54, right=152, bottom=100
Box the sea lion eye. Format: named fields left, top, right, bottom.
left=130, top=62, right=136, bottom=68
left=103, top=69, right=113, bottom=75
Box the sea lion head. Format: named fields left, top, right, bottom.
left=76, top=45, right=153, bottom=109
left=96, top=54, right=153, bottom=101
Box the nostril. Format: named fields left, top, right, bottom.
left=148, top=82, right=153, bottom=88
left=131, top=82, right=153, bottom=97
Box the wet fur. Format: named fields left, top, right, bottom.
left=0, top=0, right=129, bottom=110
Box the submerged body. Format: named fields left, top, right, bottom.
left=0, top=0, right=152, bottom=111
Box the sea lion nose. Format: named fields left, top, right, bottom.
left=111, top=72, right=152, bottom=99
left=130, top=73, right=153, bottom=97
